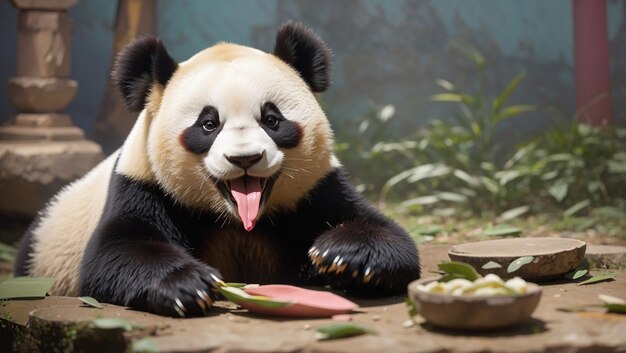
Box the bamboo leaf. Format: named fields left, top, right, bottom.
left=498, top=206, right=530, bottom=222
left=493, top=73, right=525, bottom=112
left=598, top=294, right=626, bottom=314
left=438, top=262, right=481, bottom=281
left=225, top=282, right=247, bottom=288
left=564, top=259, right=590, bottom=280
left=0, top=277, right=55, bottom=299
left=577, top=272, right=616, bottom=286
left=132, top=338, right=159, bottom=353
left=484, top=226, right=523, bottom=237
left=482, top=261, right=502, bottom=270
left=79, top=296, right=103, bottom=309
left=405, top=297, right=417, bottom=317
left=435, top=79, right=455, bottom=91
left=563, top=200, right=591, bottom=218
left=92, top=318, right=132, bottom=331
left=507, top=256, right=534, bottom=273
left=218, top=286, right=293, bottom=309
left=315, top=323, right=372, bottom=340
left=548, top=179, right=569, bottom=202
left=495, top=105, right=535, bottom=122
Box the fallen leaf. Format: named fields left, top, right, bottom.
left=79, top=296, right=103, bottom=309
left=438, top=261, right=481, bottom=281
left=0, top=277, right=55, bottom=299
left=132, top=337, right=159, bottom=353
left=507, top=256, right=534, bottom=273
left=577, top=272, right=616, bottom=286
left=315, top=323, right=371, bottom=340
left=481, top=261, right=502, bottom=270
left=92, top=318, right=132, bottom=331
left=218, top=286, right=293, bottom=309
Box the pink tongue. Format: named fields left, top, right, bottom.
left=230, top=177, right=262, bottom=232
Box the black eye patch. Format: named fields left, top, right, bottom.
left=260, top=102, right=302, bottom=148
left=180, top=106, right=223, bottom=154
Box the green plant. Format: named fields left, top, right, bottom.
left=378, top=47, right=626, bottom=232
left=380, top=48, right=534, bottom=216
left=335, top=104, right=412, bottom=196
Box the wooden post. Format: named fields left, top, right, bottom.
left=573, top=0, right=613, bottom=126
left=92, top=0, right=156, bottom=153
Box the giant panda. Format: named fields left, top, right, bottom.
left=14, top=22, right=420, bottom=317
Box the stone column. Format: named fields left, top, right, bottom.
left=0, top=0, right=103, bottom=240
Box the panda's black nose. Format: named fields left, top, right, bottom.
left=225, top=153, right=263, bottom=169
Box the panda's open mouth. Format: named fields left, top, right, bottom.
left=216, top=175, right=277, bottom=232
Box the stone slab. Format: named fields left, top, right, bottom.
left=0, top=139, right=103, bottom=217
left=0, top=125, right=84, bottom=141
left=1, top=244, right=625, bottom=353
left=586, top=245, right=626, bottom=270
left=14, top=113, right=74, bottom=127
left=8, top=77, right=77, bottom=113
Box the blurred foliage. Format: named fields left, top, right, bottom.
left=335, top=47, right=626, bottom=235
left=334, top=104, right=414, bottom=195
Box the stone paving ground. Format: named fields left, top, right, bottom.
left=1, top=243, right=625, bottom=353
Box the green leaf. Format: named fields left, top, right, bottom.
left=495, top=105, right=535, bottom=123
left=436, top=191, right=467, bottom=203
left=599, top=294, right=626, bottom=314
left=507, top=256, right=534, bottom=273
left=400, top=196, right=439, bottom=207
left=435, top=79, right=455, bottom=91
left=564, top=259, right=590, bottom=280
left=132, top=338, right=159, bottom=353
left=498, top=206, right=530, bottom=222
left=79, top=296, right=103, bottom=309
left=454, top=169, right=481, bottom=187
left=218, top=286, right=293, bottom=309
left=493, top=73, right=525, bottom=112
left=225, top=282, right=247, bottom=288
left=548, top=179, right=569, bottom=202
left=92, top=318, right=132, bottom=331
left=592, top=207, right=626, bottom=220
left=413, top=225, right=442, bottom=236
left=438, top=261, right=481, bottom=281
left=484, top=226, right=523, bottom=237
left=0, top=252, right=15, bottom=262
left=0, top=277, right=55, bottom=299
left=315, top=323, right=372, bottom=340
left=577, top=272, right=616, bottom=286
left=606, top=304, right=626, bottom=314
left=0, top=242, right=17, bottom=254
left=405, top=297, right=417, bottom=318
left=482, top=261, right=502, bottom=270
left=563, top=200, right=591, bottom=218
left=430, top=93, right=475, bottom=106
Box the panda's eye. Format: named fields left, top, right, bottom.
left=262, top=115, right=279, bottom=129
left=202, top=120, right=218, bottom=132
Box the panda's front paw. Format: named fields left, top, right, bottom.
left=309, top=222, right=420, bottom=297
left=139, top=263, right=223, bottom=317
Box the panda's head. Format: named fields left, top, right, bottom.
left=115, top=22, right=336, bottom=231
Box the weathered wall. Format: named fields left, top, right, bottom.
left=0, top=0, right=624, bottom=147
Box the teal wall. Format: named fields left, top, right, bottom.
left=1, top=0, right=624, bottom=144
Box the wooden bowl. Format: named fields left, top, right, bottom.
left=448, top=238, right=586, bottom=281
left=408, top=278, right=542, bottom=330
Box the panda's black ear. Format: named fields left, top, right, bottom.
left=113, top=36, right=178, bottom=112
left=273, top=22, right=332, bottom=93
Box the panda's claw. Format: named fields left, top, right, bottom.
left=174, top=297, right=186, bottom=317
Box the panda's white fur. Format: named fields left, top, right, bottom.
left=27, top=152, right=119, bottom=295
left=16, top=22, right=420, bottom=317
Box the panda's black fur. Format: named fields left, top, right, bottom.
left=15, top=22, right=420, bottom=317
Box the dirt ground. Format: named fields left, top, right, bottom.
left=1, top=243, right=625, bottom=353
